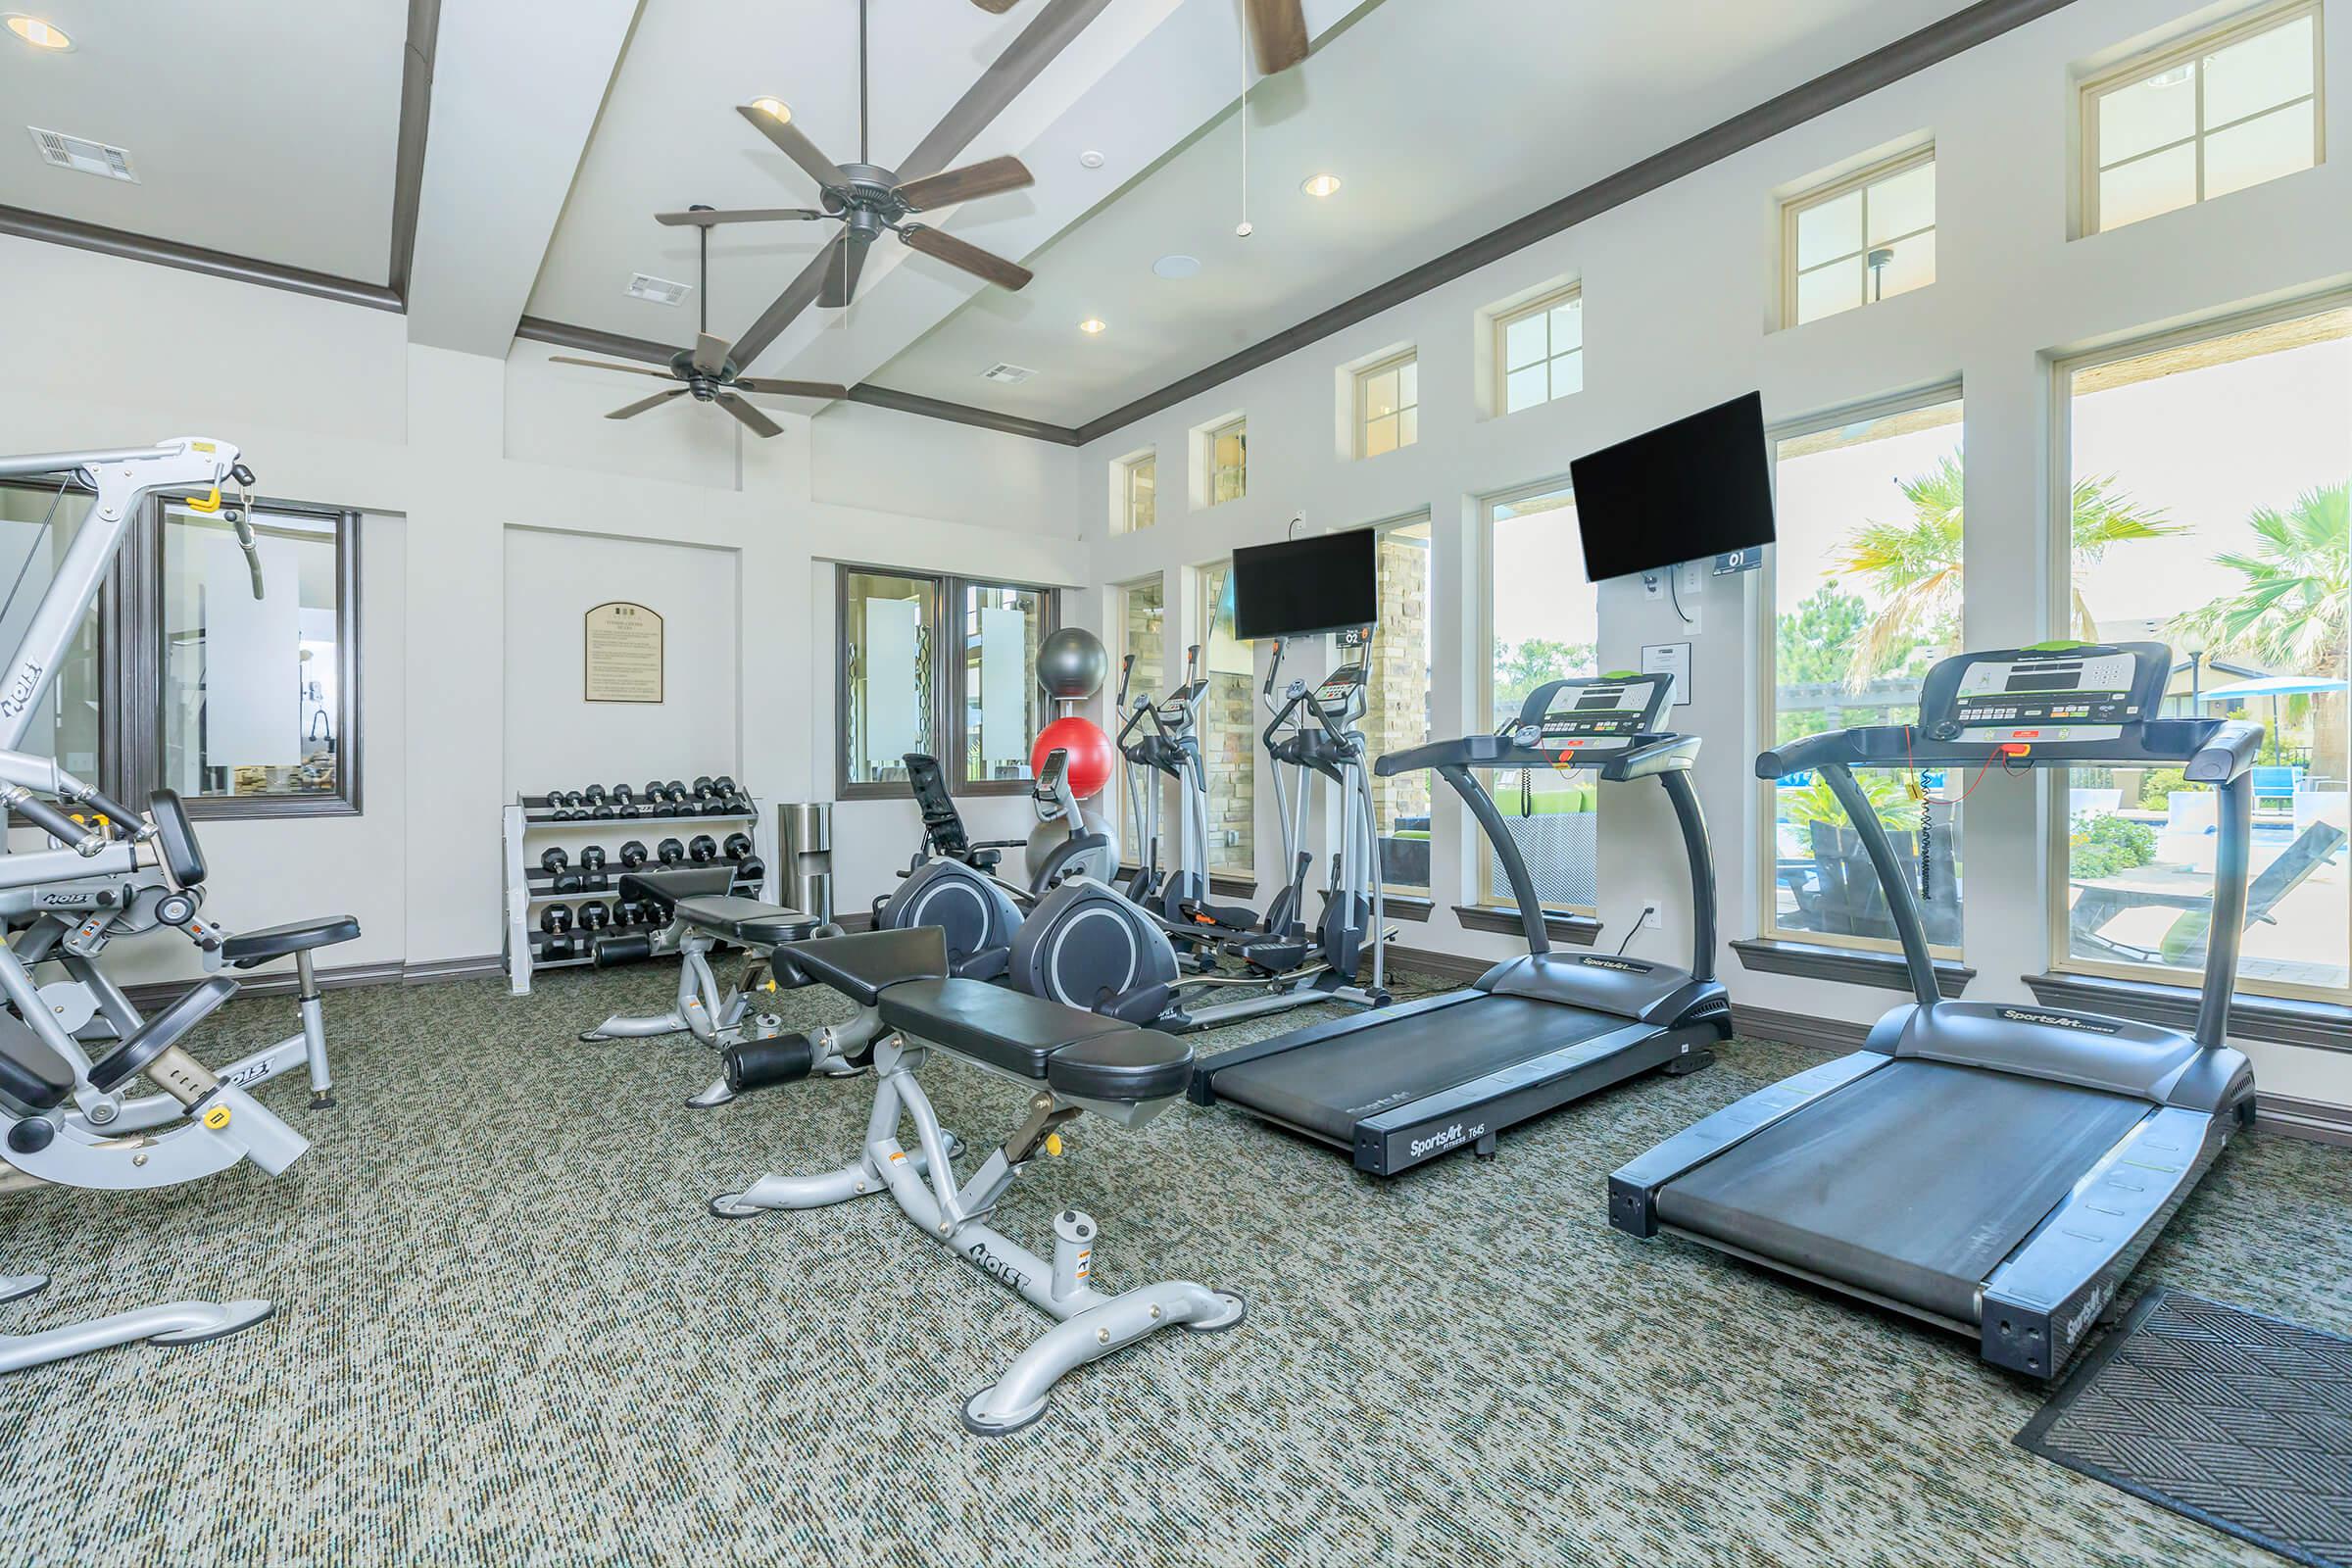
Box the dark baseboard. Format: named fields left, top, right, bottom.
left=2255, top=1093, right=2352, bottom=1147
left=1383, top=942, right=1490, bottom=988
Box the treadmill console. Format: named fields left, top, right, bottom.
left=1926, top=643, right=2169, bottom=748
left=1509, top=672, right=1674, bottom=761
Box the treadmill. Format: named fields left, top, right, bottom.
left=1611, top=641, right=2262, bottom=1378
left=1190, top=670, right=1730, bottom=1174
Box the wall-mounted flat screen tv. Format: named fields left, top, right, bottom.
left=1568, top=391, right=1775, bottom=582
left=1230, top=529, right=1379, bottom=640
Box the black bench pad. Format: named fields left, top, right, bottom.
left=879, top=978, right=1193, bottom=1102
left=0, top=1012, right=74, bottom=1113
left=668, top=895, right=817, bottom=947
left=221, top=915, right=362, bottom=968
left=617, top=867, right=732, bottom=912
left=787, top=927, right=950, bottom=1006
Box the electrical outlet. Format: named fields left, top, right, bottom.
left=1641, top=903, right=1662, bottom=930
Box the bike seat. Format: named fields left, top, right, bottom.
left=0, top=1012, right=74, bottom=1115
left=222, top=916, right=362, bottom=968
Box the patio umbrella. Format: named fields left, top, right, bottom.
left=2197, top=674, right=2350, bottom=761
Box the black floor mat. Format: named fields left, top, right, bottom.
left=2016, top=1288, right=2352, bottom=1567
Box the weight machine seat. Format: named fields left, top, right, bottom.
left=785, top=927, right=951, bottom=1006
left=877, top=979, right=1194, bottom=1102
left=667, top=895, right=819, bottom=947
left=0, top=1012, right=74, bottom=1114
left=221, top=915, right=362, bottom=968
left=86, top=976, right=238, bottom=1095
left=616, top=866, right=733, bottom=913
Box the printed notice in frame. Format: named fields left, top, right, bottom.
left=585, top=601, right=664, bottom=704
left=1642, top=641, right=1692, bottom=707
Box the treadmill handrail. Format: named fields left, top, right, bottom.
left=1378, top=729, right=1690, bottom=777
left=1757, top=717, right=2263, bottom=782
left=1605, top=733, right=1702, bottom=783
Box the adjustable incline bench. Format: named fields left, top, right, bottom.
left=710, top=925, right=1246, bottom=1435
left=582, top=865, right=844, bottom=1107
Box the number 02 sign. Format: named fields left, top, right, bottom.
left=584, top=601, right=663, bottom=704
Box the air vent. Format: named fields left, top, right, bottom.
left=980, top=362, right=1035, bottom=384
left=27, top=126, right=137, bottom=183
left=626, top=272, right=690, bottom=307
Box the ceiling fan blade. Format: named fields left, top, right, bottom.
left=894, top=155, right=1034, bottom=213
left=898, top=224, right=1033, bottom=291
left=897, top=0, right=1113, bottom=182
left=968, top=0, right=1020, bottom=11
left=715, top=394, right=785, bottom=440
left=728, top=235, right=847, bottom=368
left=692, top=333, right=730, bottom=375
left=732, top=377, right=852, bottom=399
left=817, top=235, right=871, bottom=309
left=1246, top=0, right=1309, bottom=74
left=657, top=207, right=826, bottom=226
left=550, top=356, right=678, bottom=380
left=734, top=103, right=852, bottom=193
left=607, top=388, right=690, bottom=420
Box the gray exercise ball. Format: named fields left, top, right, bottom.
left=1036, top=627, right=1109, bottom=700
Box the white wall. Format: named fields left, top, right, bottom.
left=1075, top=0, right=2352, bottom=1107
left=0, top=230, right=1085, bottom=986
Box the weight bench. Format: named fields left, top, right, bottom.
left=710, top=925, right=1245, bottom=1435
left=582, top=866, right=845, bottom=1107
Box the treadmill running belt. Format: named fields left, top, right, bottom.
left=1202, top=993, right=1628, bottom=1145
left=1653, top=1059, right=2151, bottom=1326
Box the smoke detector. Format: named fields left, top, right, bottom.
left=980, top=363, right=1035, bottom=384
left=28, top=126, right=136, bottom=182
left=625, top=272, right=690, bottom=306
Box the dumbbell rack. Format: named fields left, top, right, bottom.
left=501, top=791, right=773, bottom=996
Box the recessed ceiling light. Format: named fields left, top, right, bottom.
left=1078, top=318, right=1106, bottom=335
left=6, top=15, right=73, bottom=50
left=1078, top=149, right=1104, bottom=169
left=1301, top=172, right=1343, bottom=198
left=751, top=97, right=791, bottom=122
left=1152, top=254, right=1200, bottom=279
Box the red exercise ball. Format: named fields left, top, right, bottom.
left=1031, top=716, right=1115, bottom=801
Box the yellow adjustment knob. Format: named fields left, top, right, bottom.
left=1044, top=1132, right=1063, bottom=1156
left=202, top=1104, right=231, bottom=1130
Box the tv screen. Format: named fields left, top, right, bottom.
left=1567, top=391, right=1775, bottom=582
left=1230, top=530, right=1380, bottom=641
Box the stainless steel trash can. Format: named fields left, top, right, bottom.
left=778, top=803, right=835, bottom=925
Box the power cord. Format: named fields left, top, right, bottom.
left=1666, top=569, right=1694, bottom=626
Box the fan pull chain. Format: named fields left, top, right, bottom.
left=1235, top=21, right=1252, bottom=237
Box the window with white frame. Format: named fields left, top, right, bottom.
left=1204, top=416, right=1248, bottom=507
left=837, top=566, right=1057, bottom=797
left=1195, top=561, right=1255, bottom=874
left=2056, top=300, right=2350, bottom=1002
left=2081, top=0, right=2324, bottom=236
left=1113, top=574, right=1166, bottom=860
left=1355, top=352, right=1419, bottom=458
left=1763, top=394, right=1967, bottom=956
left=1783, top=147, right=1936, bottom=326
left=1479, top=481, right=1598, bottom=912
left=1346, top=516, right=1434, bottom=894
left=1496, top=288, right=1583, bottom=416
left=1117, top=452, right=1157, bottom=532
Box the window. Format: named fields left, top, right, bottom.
left=1114, top=575, right=1167, bottom=861
left=1195, top=561, right=1255, bottom=875
left=1350, top=517, right=1434, bottom=894
left=158, top=500, right=354, bottom=808
left=0, top=476, right=102, bottom=777
left=2056, top=302, right=2350, bottom=1001
left=1480, top=481, right=1598, bottom=911
left=1764, top=393, right=1966, bottom=955
left=1496, top=287, right=1584, bottom=415
left=1204, top=416, right=1247, bottom=507
left=1117, top=452, right=1157, bottom=532
left=836, top=565, right=1057, bottom=798
left=1355, top=353, right=1419, bottom=458
left=957, top=582, right=1052, bottom=786
left=2081, top=1, right=2323, bottom=235
left=1782, top=147, right=1936, bottom=326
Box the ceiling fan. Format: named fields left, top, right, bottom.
left=549, top=212, right=849, bottom=438
left=967, top=0, right=1308, bottom=75
left=672, top=0, right=1119, bottom=371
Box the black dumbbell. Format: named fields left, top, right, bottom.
left=593, top=805, right=615, bottom=819
left=564, top=790, right=588, bottom=808
left=644, top=778, right=665, bottom=801
left=702, top=796, right=731, bottom=815
left=554, top=871, right=583, bottom=894
left=579, top=846, right=608, bottom=873
left=613, top=897, right=645, bottom=928
left=688, top=834, right=717, bottom=864
left=693, top=775, right=715, bottom=799
left=539, top=905, right=574, bottom=935
left=611, top=782, right=634, bottom=806
left=553, top=808, right=575, bottom=821
left=665, top=779, right=686, bottom=800
left=583, top=783, right=607, bottom=806
left=657, top=838, right=686, bottom=867
left=737, top=857, right=765, bottom=886
left=723, top=832, right=753, bottom=861
left=578, top=901, right=611, bottom=932
left=540, top=846, right=569, bottom=874
left=619, top=840, right=649, bottom=869
left=712, top=774, right=737, bottom=796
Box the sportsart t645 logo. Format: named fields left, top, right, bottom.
left=1998, top=1007, right=2121, bottom=1036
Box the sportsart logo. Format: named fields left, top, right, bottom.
left=1408, top=1121, right=1485, bottom=1159
left=1584, top=956, right=1650, bottom=973
left=2062, top=1284, right=2112, bottom=1347
left=1999, top=1007, right=2122, bottom=1036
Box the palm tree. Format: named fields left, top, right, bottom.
left=2169, top=481, right=2350, bottom=787
left=1830, top=455, right=2181, bottom=689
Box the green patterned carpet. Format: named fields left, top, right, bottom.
left=3, top=960, right=2345, bottom=1567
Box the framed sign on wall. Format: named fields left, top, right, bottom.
left=584, top=601, right=664, bottom=704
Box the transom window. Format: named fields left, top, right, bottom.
left=1204, top=416, right=1248, bottom=508
left=1496, top=288, right=1584, bottom=415
left=1355, top=352, right=1420, bottom=458
left=2081, top=0, right=2323, bottom=235
left=1783, top=147, right=1936, bottom=326
left=1117, top=451, right=1156, bottom=532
